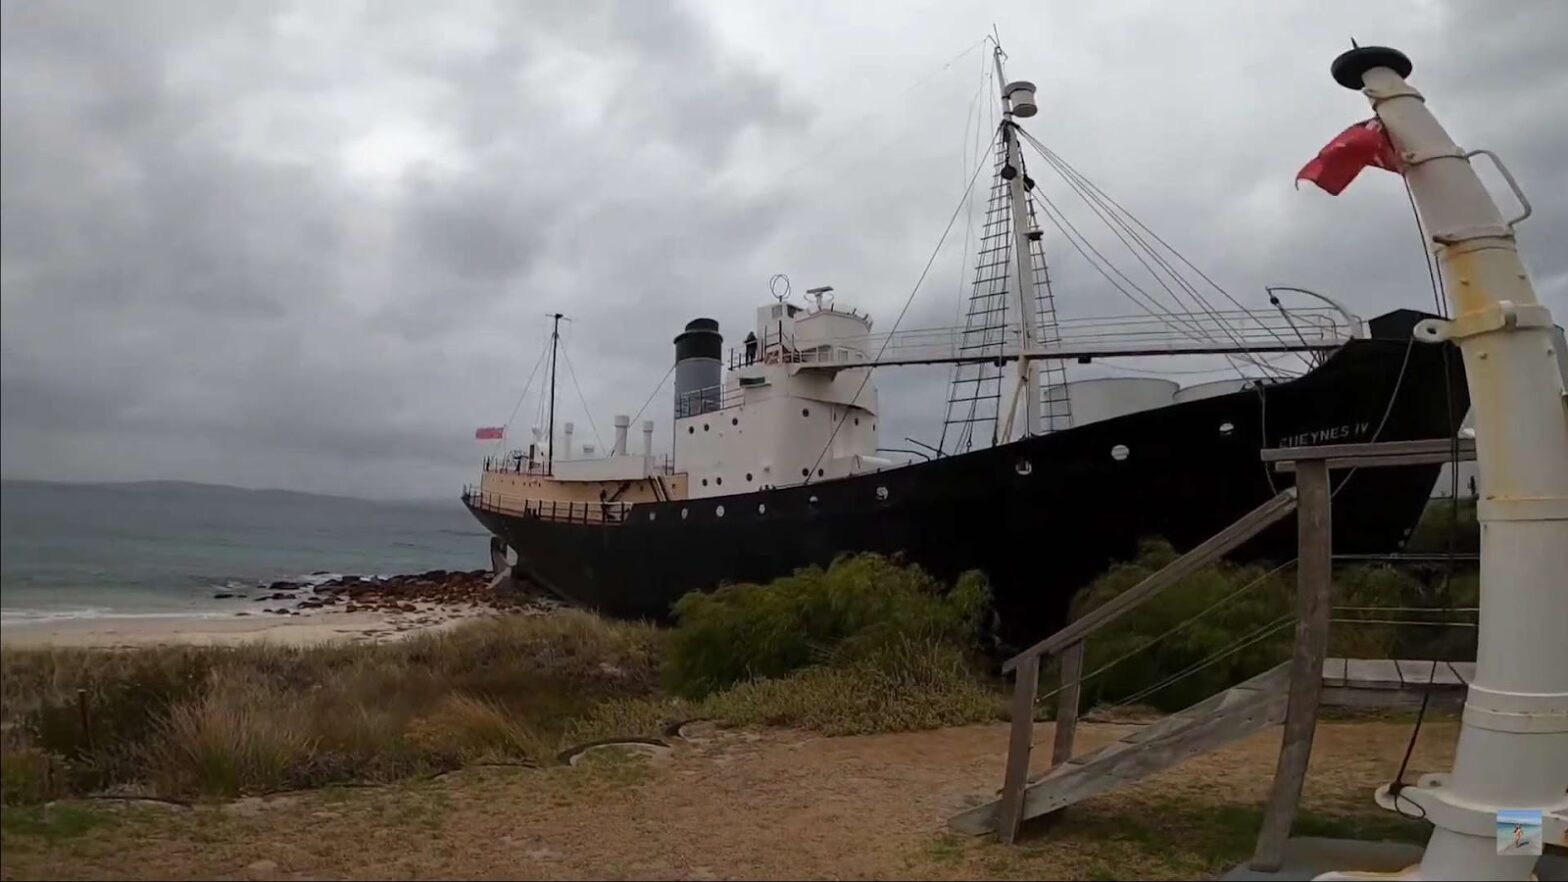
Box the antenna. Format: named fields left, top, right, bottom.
left=769, top=273, right=792, bottom=303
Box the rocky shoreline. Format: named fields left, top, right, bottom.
left=217, top=569, right=562, bottom=620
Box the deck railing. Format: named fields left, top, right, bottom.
left=461, top=487, right=633, bottom=525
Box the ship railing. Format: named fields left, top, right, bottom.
left=462, top=487, right=633, bottom=526
left=675, top=384, right=744, bottom=418
left=481, top=454, right=551, bottom=475
left=787, top=307, right=1358, bottom=369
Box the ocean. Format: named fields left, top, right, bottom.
left=0, top=480, right=489, bottom=624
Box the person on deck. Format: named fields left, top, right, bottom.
left=744, top=331, right=758, bottom=365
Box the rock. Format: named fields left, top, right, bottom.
left=213, top=592, right=236, bottom=599
left=243, top=858, right=279, bottom=876
left=271, top=609, right=289, bottom=616
left=267, top=581, right=299, bottom=592
left=270, top=592, right=295, bottom=600
left=298, top=599, right=323, bottom=609
left=235, top=611, right=251, bottom=617
left=398, top=603, right=417, bottom=613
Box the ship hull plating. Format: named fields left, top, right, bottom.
left=467, top=317, right=1466, bottom=647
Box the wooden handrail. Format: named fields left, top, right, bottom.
left=1260, top=437, right=1474, bottom=463
left=1002, top=486, right=1299, bottom=673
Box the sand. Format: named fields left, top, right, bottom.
left=0, top=602, right=493, bottom=649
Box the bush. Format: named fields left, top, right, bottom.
left=0, top=612, right=662, bottom=801
left=704, top=638, right=1001, bottom=735
left=664, top=553, right=991, bottom=697
left=140, top=676, right=315, bottom=797
left=1068, top=540, right=1295, bottom=712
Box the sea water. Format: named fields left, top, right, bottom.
left=0, top=480, right=488, bottom=624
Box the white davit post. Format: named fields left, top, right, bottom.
left=1316, top=46, right=1568, bottom=881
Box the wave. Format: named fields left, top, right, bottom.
left=1, top=607, right=238, bottom=626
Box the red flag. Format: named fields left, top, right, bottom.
left=1296, top=118, right=1401, bottom=195
left=474, top=427, right=504, bottom=440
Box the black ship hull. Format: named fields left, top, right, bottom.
left=466, top=311, right=1467, bottom=647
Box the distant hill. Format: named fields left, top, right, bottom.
left=0, top=478, right=455, bottom=509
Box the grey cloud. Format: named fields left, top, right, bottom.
left=3, top=0, right=1564, bottom=500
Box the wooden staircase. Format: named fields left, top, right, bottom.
left=949, top=661, right=1292, bottom=835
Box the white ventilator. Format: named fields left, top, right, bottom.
left=1316, top=45, right=1567, bottom=882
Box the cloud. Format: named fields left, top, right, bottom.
left=3, top=0, right=1564, bottom=499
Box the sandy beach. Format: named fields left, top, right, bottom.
left=0, top=602, right=496, bottom=649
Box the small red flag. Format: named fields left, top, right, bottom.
left=474, top=426, right=504, bottom=440
left=1296, top=118, right=1401, bottom=195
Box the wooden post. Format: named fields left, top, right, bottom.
left=997, top=653, right=1040, bottom=845
left=1251, top=459, right=1333, bottom=871
left=1052, top=639, right=1084, bottom=769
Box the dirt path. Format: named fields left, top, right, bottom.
left=0, top=718, right=1457, bottom=880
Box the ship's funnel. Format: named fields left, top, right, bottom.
left=613, top=414, right=630, bottom=456
left=674, top=318, right=722, bottom=419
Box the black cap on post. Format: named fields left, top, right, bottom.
left=1331, top=44, right=1413, bottom=90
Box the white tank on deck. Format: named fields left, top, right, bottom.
left=1173, top=378, right=1254, bottom=403
left=1047, top=377, right=1178, bottom=427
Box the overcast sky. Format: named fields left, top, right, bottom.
left=3, top=0, right=1564, bottom=500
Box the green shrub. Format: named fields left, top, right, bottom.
left=664, top=553, right=991, bottom=697
left=705, top=638, right=1000, bottom=735
left=1069, top=540, right=1295, bottom=712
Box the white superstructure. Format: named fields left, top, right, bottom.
left=673, top=295, right=886, bottom=498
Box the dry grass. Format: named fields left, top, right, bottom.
left=1, top=611, right=661, bottom=800
left=0, top=719, right=1459, bottom=881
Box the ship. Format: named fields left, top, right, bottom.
left=463, top=43, right=1467, bottom=647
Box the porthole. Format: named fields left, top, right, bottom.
left=1219, top=421, right=1235, bottom=436
left=716, top=476, right=723, bottom=486
left=746, top=472, right=754, bottom=482
left=687, top=426, right=694, bottom=435
left=758, top=503, right=767, bottom=514
left=1015, top=458, right=1033, bottom=476
left=1111, top=444, right=1130, bottom=461
left=701, top=478, right=708, bottom=487
left=801, top=468, right=810, bottom=477
left=732, top=417, right=739, bottom=426
left=809, top=495, right=819, bottom=505
left=817, top=469, right=824, bottom=477
left=681, top=508, right=689, bottom=520
left=876, top=486, right=889, bottom=501
left=716, top=505, right=725, bottom=517
left=648, top=511, right=657, bottom=521
left=704, top=424, right=710, bottom=432
left=802, top=408, right=810, bottom=418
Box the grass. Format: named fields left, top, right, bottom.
left=1, top=611, right=661, bottom=800
left=0, top=803, right=113, bottom=847
left=1, top=544, right=1471, bottom=811
left=1, top=556, right=1002, bottom=803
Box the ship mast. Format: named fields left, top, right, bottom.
left=993, top=43, right=1043, bottom=440
left=1322, top=46, right=1567, bottom=880
left=546, top=312, right=562, bottom=475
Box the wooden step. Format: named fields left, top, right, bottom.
left=949, top=662, right=1291, bottom=836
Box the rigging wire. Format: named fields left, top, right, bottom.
left=805, top=133, right=997, bottom=485
left=558, top=342, right=604, bottom=454
left=1025, top=133, right=1304, bottom=359
left=1020, top=131, right=1297, bottom=378
left=629, top=363, right=677, bottom=426
left=492, top=338, right=551, bottom=453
